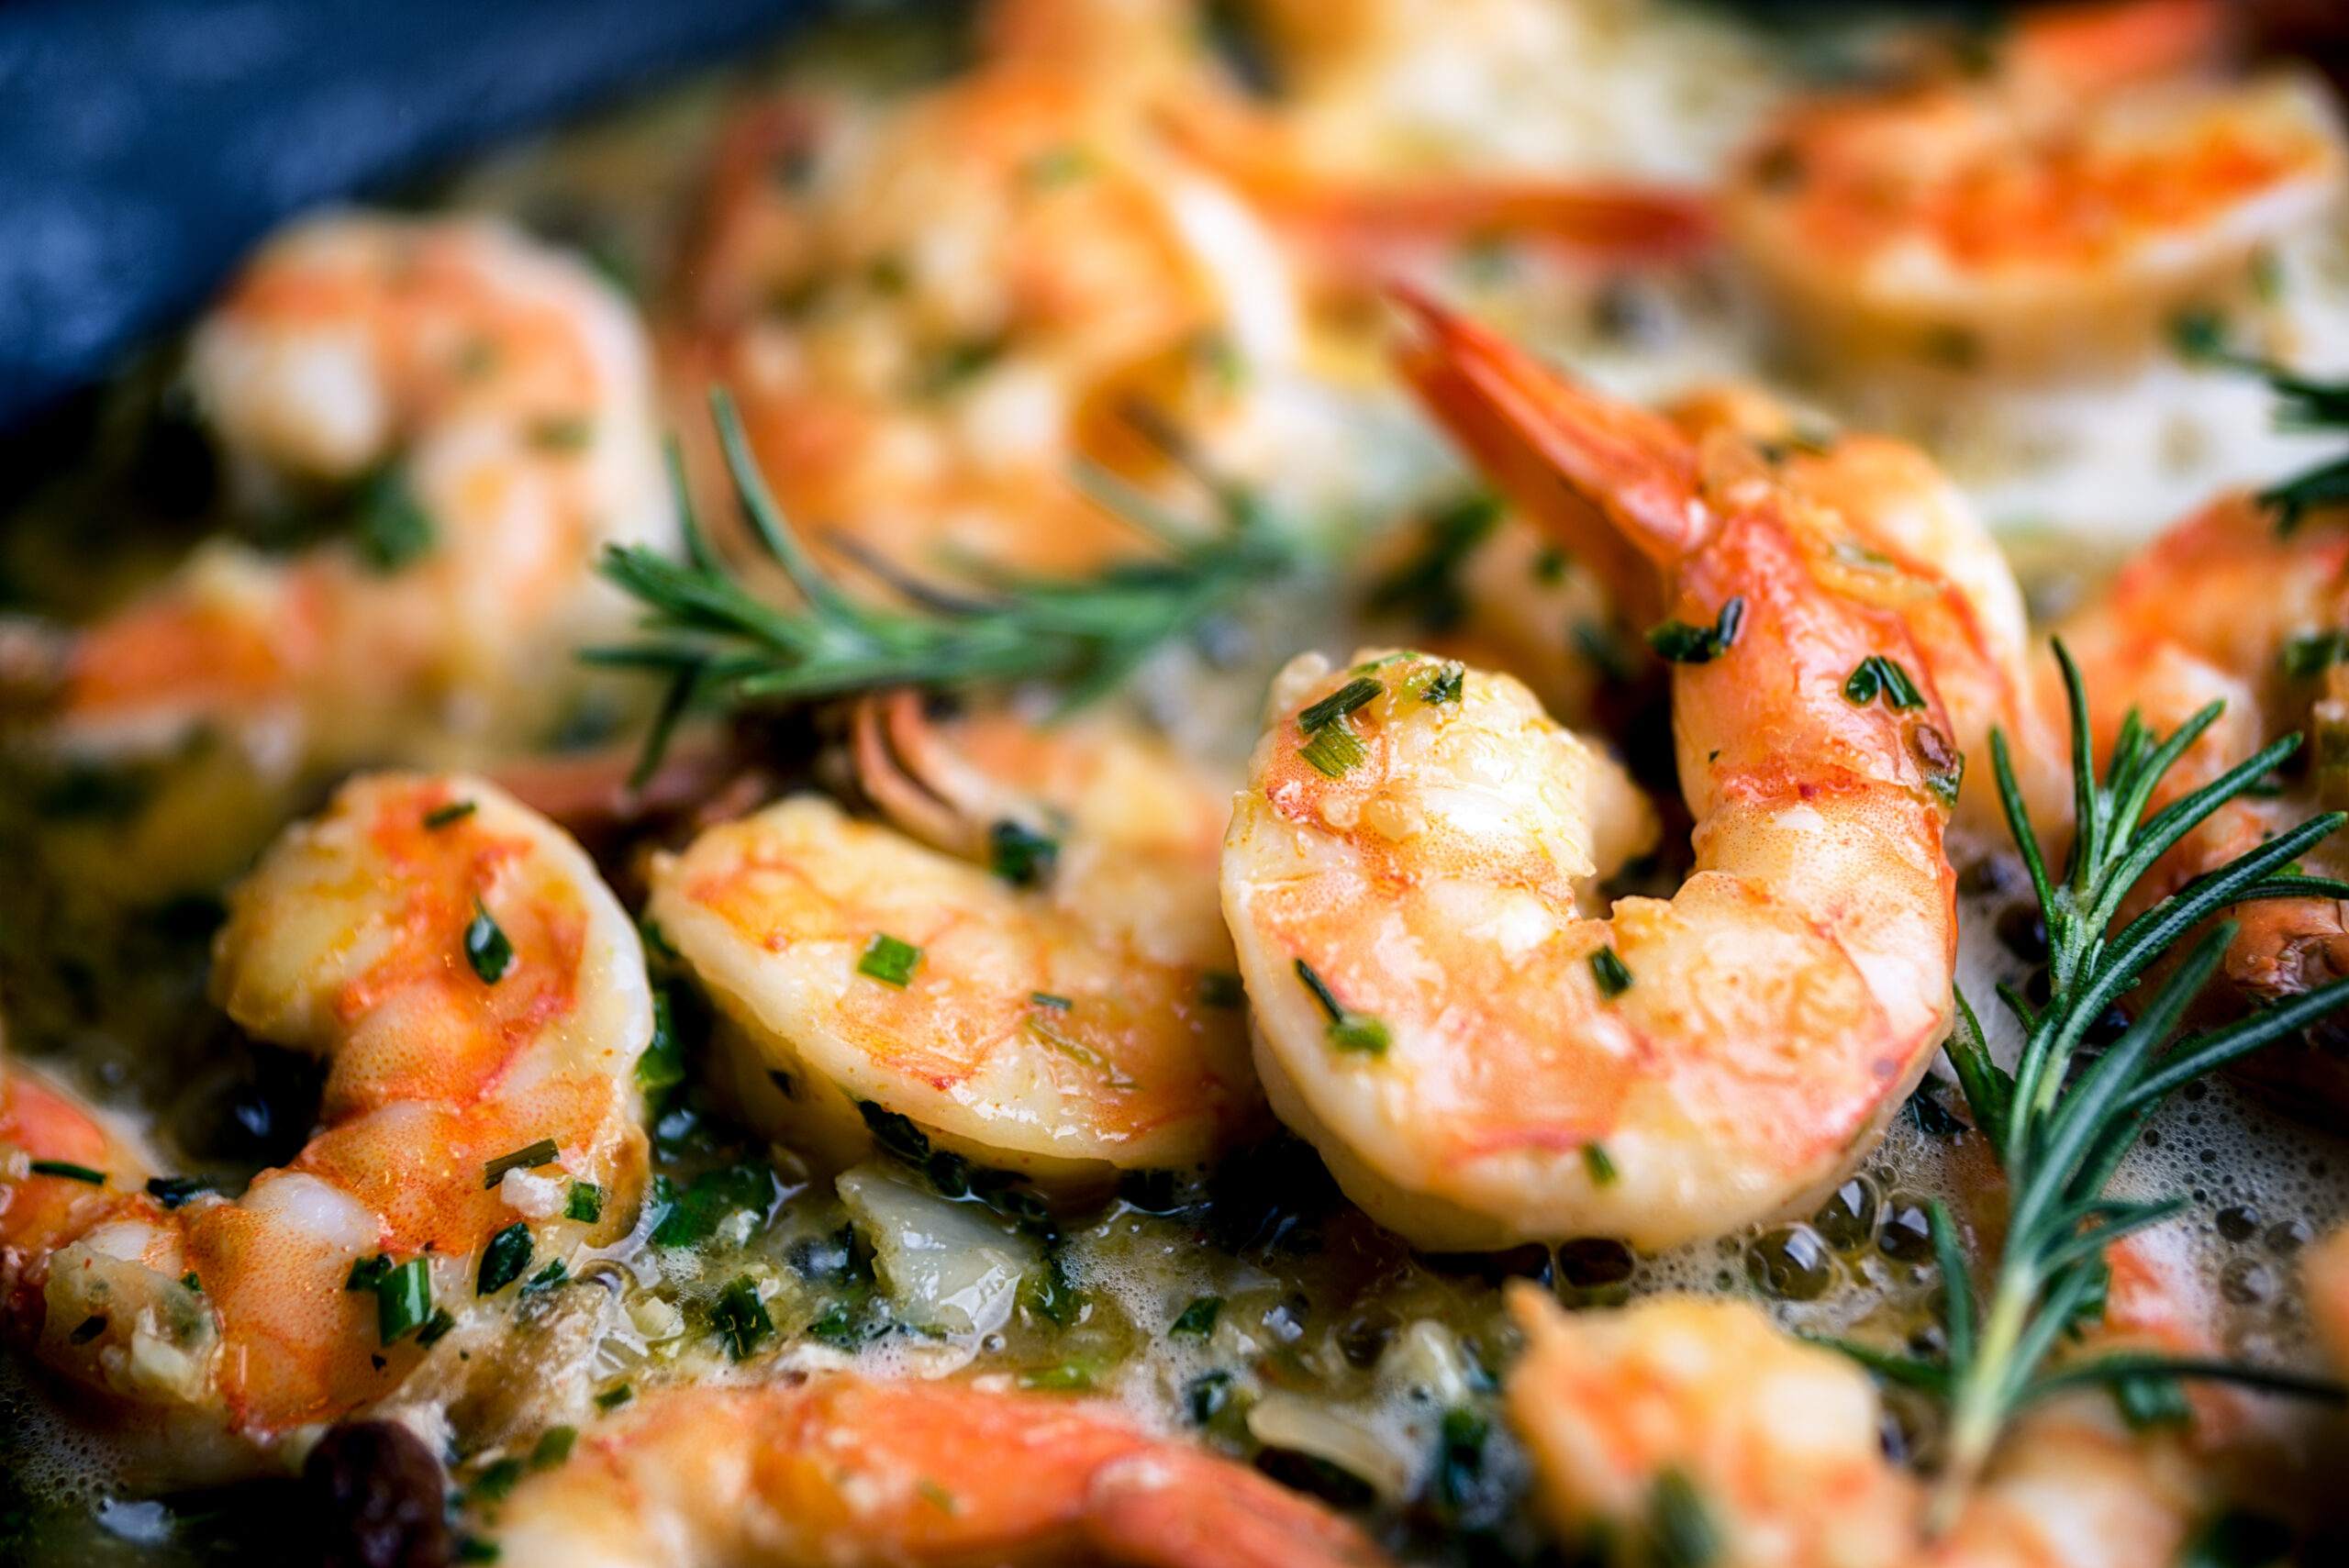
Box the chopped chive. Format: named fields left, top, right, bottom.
left=1842, top=653, right=1927, bottom=711
left=478, top=1223, right=533, bottom=1296
left=1170, top=1296, right=1223, bottom=1338
left=1300, top=677, right=1385, bottom=733
left=1197, top=971, right=1246, bottom=1008
left=483, top=1139, right=561, bottom=1189
left=1421, top=663, right=1465, bottom=705
left=1019, top=1361, right=1097, bottom=1392
left=1590, top=948, right=1633, bottom=998
left=417, top=1307, right=457, bottom=1348
left=181, top=1273, right=202, bottom=1293
left=523, top=1261, right=568, bottom=1294
left=529, top=1426, right=578, bottom=1468
left=29, top=1160, right=104, bottom=1184
left=347, top=1254, right=392, bottom=1293
left=465, top=899, right=514, bottom=984
left=423, top=799, right=477, bottom=829
left=1023, top=1251, right=1083, bottom=1327
left=595, top=1384, right=634, bottom=1412
left=1294, top=958, right=1389, bottom=1057
left=452, top=1536, right=501, bottom=1565
left=145, top=1175, right=214, bottom=1207
left=375, top=1258, right=432, bottom=1342
left=712, top=1274, right=773, bottom=1361
left=564, top=1182, right=604, bottom=1223
left=858, top=1100, right=932, bottom=1162
left=857, top=933, right=921, bottom=988
left=1584, top=1143, right=1619, bottom=1185
left=69, top=1315, right=106, bottom=1346
left=466, top=1458, right=526, bottom=1505
left=987, top=820, right=1060, bottom=887
left=1297, top=723, right=1367, bottom=778
left=1030, top=991, right=1074, bottom=1010
left=1647, top=1467, right=1720, bottom=1568
left=1645, top=596, right=1745, bottom=664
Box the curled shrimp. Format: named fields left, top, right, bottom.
left=675, top=0, right=1301, bottom=580
left=1506, top=1277, right=2221, bottom=1568
left=481, top=1371, right=1391, bottom=1567
left=23, top=214, right=674, bottom=765
left=0, top=774, right=651, bottom=1458
left=647, top=694, right=1260, bottom=1186
left=1220, top=297, right=1963, bottom=1251
left=1723, top=0, right=2348, bottom=378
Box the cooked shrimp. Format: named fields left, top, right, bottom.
left=1219, top=300, right=1963, bottom=1251
left=0, top=774, right=651, bottom=1453
left=2030, top=492, right=2349, bottom=1107
left=1505, top=1285, right=1923, bottom=1568
left=33, top=213, right=673, bottom=764
left=484, top=1372, right=1392, bottom=1568
left=1505, top=1284, right=2213, bottom=1568
left=1723, top=0, right=2348, bottom=378
left=675, top=0, right=1302, bottom=581
left=648, top=696, right=1259, bottom=1185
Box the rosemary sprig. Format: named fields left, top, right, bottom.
left=585, top=390, right=1300, bottom=780
left=1831, top=641, right=2349, bottom=1529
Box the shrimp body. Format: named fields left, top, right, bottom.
left=0, top=775, right=651, bottom=1448
left=485, top=1372, right=1391, bottom=1568
left=1222, top=302, right=1960, bottom=1251
left=1724, top=0, right=2347, bottom=377
left=52, top=214, right=673, bottom=763
left=649, top=703, right=1260, bottom=1184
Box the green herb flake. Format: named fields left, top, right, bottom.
left=1297, top=723, right=1367, bottom=778
left=857, top=933, right=921, bottom=988
left=28, top=1160, right=105, bottom=1184
left=346, top=1254, right=391, bottom=1293
left=2113, top=1372, right=2193, bottom=1430
left=1421, top=662, right=1465, bottom=706
left=423, top=799, right=477, bottom=829
left=1030, top=991, right=1074, bottom=1010
left=530, top=1426, right=578, bottom=1468
left=856, top=1100, right=931, bottom=1163
left=1294, top=958, right=1389, bottom=1057
left=918, top=1477, right=961, bottom=1515
left=1170, top=1296, right=1223, bottom=1338
left=453, top=1535, right=502, bottom=1564
left=2282, top=631, right=2349, bottom=680
left=181, top=1273, right=202, bottom=1294
left=1647, top=1466, right=1720, bottom=1568
left=417, top=1307, right=457, bottom=1348
left=467, top=1457, right=526, bottom=1506
left=1842, top=654, right=1927, bottom=711
left=478, top=1223, right=534, bottom=1296
left=649, top=1163, right=775, bottom=1249
left=1299, top=677, right=1385, bottom=733
left=1023, top=1250, right=1083, bottom=1328
left=1187, top=1369, right=1237, bottom=1426
left=987, top=820, right=1060, bottom=887
left=564, top=1182, right=604, bottom=1224
left=1019, top=1361, right=1097, bottom=1392
left=712, top=1274, right=774, bottom=1361
left=595, top=1384, right=634, bottom=1412
left=637, top=987, right=685, bottom=1091
left=465, top=899, right=515, bottom=984
left=1584, top=1143, right=1619, bottom=1186
left=374, top=1258, right=433, bottom=1343
left=483, top=1139, right=561, bottom=1190
left=353, top=468, right=437, bottom=574
left=1531, top=545, right=1570, bottom=585
left=1589, top=948, right=1633, bottom=999
left=1645, top=597, right=1745, bottom=665
left=69, top=1315, right=106, bottom=1346
left=1435, top=1407, right=1490, bottom=1510
left=523, top=1261, right=568, bottom=1294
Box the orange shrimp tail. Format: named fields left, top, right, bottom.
left=1390, top=285, right=1696, bottom=614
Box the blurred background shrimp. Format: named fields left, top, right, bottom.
left=648, top=693, right=1260, bottom=1189
left=1723, top=0, right=2349, bottom=384
left=4, top=213, right=674, bottom=772
left=0, top=774, right=651, bottom=1472
left=482, top=1371, right=1393, bottom=1568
